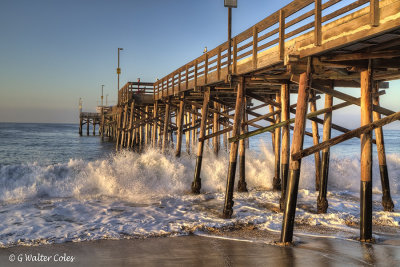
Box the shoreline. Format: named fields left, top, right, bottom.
left=1, top=228, right=399, bottom=266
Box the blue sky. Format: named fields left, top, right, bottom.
left=0, top=0, right=399, bottom=129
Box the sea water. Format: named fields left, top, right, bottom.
left=0, top=122, right=399, bottom=247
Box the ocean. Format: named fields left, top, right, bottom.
left=0, top=122, right=399, bottom=247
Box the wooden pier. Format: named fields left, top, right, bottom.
left=92, top=0, right=400, bottom=244
left=79, top=112, right=101, bottom=136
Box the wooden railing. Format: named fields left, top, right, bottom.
left=119, top=81, right=154, bottom=105
left=80, top=112, right=100, bottom=118
left=154, top=0, right=380, bottom=100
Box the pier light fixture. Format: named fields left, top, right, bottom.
left=225, top=0, right=237, bottom=80
left=117, top=47, right=123, bottom=105
left=224, top=0, right=237, bottom=8
left=101, top=85, right=104, bottom=107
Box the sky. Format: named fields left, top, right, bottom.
left=0, top=0, right=399, bottom=129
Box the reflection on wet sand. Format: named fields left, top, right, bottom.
left=0, top=235, right=399, bottom=266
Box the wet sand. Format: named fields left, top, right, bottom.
left=0, top=232, right=399, bottom=267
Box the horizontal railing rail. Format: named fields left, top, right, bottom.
left=153, top=0, right=380, bottom=100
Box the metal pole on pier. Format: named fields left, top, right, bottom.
left=225, top=0, right=237, bottom=79
left=117, top=48, right=123, bottom=106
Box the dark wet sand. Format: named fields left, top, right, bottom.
left=1, top=233, right=400, bottom=267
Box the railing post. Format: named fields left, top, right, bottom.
left=279, top=10, right=285, bottom=60
left=162, top=79, right=165, bottom=98
left=233, top=37, right=237, bottom=74
left=253, top=26, right=258, bottom=69
left=204, top=53, right=209, bottom=84
left=194, top=60, right=198, bottom=89
left=178, top=70, right=182, bottom=92
left=185, top=65, right=189, bottom=90
left=370, top=0, right=379, bottom=27
left=217, top=47, right=221, bottom=80
left=172, top=74, right=175, bottom=95
left=315, top=0, right=322, bottom=46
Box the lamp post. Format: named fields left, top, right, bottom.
left=101, top=85, right=104, bottom=107
left=117, top=47, right=123, bottom=105
left=224, top=0, right=237, bottom=80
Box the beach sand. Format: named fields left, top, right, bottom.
left=1, top=229, right=399, bottom=267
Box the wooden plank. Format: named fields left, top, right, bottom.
left=315, top=0, right=322, bottom=46
left=321, top=51, right=400, bottom=61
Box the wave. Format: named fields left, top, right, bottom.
left=0, top=143, right=399, bottom=203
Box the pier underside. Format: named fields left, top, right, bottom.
left=96, top=0, right=400, bottom=244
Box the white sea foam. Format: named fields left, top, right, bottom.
left=0, top=144, right=399, bottom=247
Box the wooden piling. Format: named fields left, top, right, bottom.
left=120, top=104, right=128, bottom=150
left=318, top=92, right=333, bottom=213
left=162, top=99, right=171, bottom=153
left=101, top=109, right=105, bottom=140
left=191, top=105, right=197, bottom=148
left=213, top=102, right=220, bottom=155
left=280, top=83, right=290, bottom=211
left=152, top=101, right=158, bottom=148
left=309, top=90, right=321, bottom=191
left=273, top=92, right=282, bottom=191
left=223, top=105, right=229, bottom=152
left=127, top=101, right=135, bottom=148
left=269, top=103, right=276, bottom=154
left=86, top=117, right=90, bottom=136
left=175, top=96, right=185, bottom=157
left=139, top=109, right=143, bottom=150
left=372, top=84, right=394, bottom=212
left=145, top=105, right=150, bottom=146
left=360, top=67, right=373, bottom=242
left=116, top=109, right=122, bottom=151
left=237, top=95, right=248, bottom=192
left=223, top=78, right=244, bottom=218
left=281, top=70, right=310, bottom=244
left=192, top=89, right=210, bottom=194
left=185, top=112, right=191, bottom=154
left=79, top=117, right=83, bottom=136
